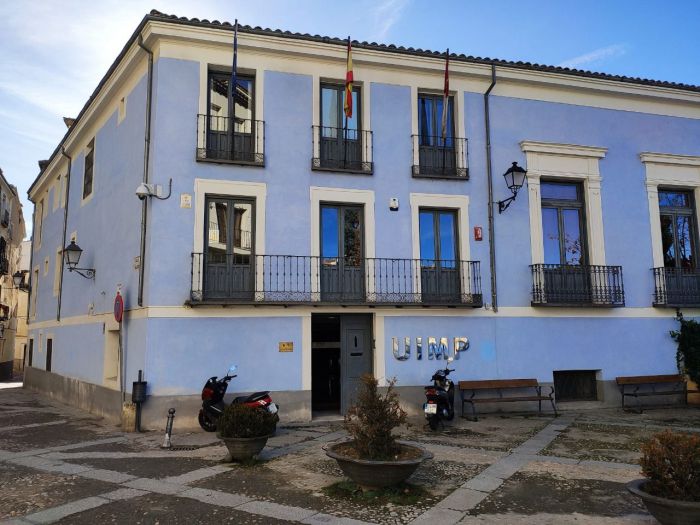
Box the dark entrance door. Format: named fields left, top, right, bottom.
left=419, top=209, right=460, bottom=303
left=204, top=197, right=255, bottom=300
left=340, top=315, right=373, bottom=414
left=320, top=205, right=365, bottom=302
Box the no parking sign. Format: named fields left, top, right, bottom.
left=114, top=291, right=124, bottom=323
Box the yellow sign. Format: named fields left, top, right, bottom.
left=279, top=341, right=294, bottom=352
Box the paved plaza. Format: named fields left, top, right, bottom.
left=1, top=383, right=699, bottom=524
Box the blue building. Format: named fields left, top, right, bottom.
left=25, top=11, right=700, bottom=427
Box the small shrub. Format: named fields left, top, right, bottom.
left=670, top=313, right=700, bottom=385
left=344, top=374, right=407, bottom=460
left=640, top=430, right=700, bottom=502
left=218, top=403, right=278, bottom=439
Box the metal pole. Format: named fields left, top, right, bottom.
left=162, top=408, right=175, bottom=449
left=484, top=65, right=498, bottom=312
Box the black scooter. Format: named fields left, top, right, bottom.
left=423, top=357, right=455, bottom=430
left=198, top=364, right=279, bottom=432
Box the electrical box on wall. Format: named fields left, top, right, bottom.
left=389, top=198, right=399, bottom=211
left=474, top=226, right=483, bottom=241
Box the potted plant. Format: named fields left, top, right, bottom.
left=670, top=313, right=700, bottom=405
left=627, top=430, right=700, bottom=525
left=325, top=374, right=433, bottom=490
left=217, top=403, right=278, bottom=462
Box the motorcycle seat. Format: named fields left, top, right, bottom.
left=233, top=391, right=270, bottom=403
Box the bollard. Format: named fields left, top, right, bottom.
left=161, top=408, right=176, bottom=449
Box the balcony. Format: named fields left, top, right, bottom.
left=653, top=267, right=700, bottom=307
left=311, top=126, right=373, bottom=174
left=196, top=115, right=264, bottom=166
left=411, top=135, right=468, bottom=179
left=189, top=254, right=482, bottom=307
left=530, top=264, right=625, bottom=307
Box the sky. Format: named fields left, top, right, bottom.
left=1, top=0, right=699, bottom=236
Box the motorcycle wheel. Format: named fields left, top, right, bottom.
left=198, top=410, right=217, bottom=432
left=428, top=416, right=439, bottom=431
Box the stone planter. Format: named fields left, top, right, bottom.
left=218, top=433, right=271, bottom=462
left=627, top=479, right=700, bottom=525
left=325, top=441, right=433, bottom=490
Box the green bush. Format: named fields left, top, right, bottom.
left=218, top=403, right=278, bottom=439
left=670, top=313, right=700, bottom=385
left=640, top=430, right=700, bottom=501
left=344, top=374, right=407, bottom=460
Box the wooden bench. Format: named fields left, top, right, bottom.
left=458, top=379, right=558, bottom=421
left=616, top=374, right=698, bottom=413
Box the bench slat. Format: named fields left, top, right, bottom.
left=459, top=378, right=539, bottom=390
left=616, top=375, right=684, bottom=385
left=472, top=396, right=548, bottom=403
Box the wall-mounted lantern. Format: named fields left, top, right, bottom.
left=64, top=241, right=96, bottom=279
left=12, top=270, right=30, bottom=292
left=497, top=162, right=527, bottom=213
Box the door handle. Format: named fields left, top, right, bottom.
left=354, top=336, right=358, bottom=347
left=350, top=352, right=362, bottom=357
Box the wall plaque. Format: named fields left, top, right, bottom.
left=279, top=341, right=294, bottom=352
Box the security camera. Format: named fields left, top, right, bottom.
left=135, top=183, right=153, bottom=200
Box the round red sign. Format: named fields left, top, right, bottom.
left=114, top=292, right=124, bottom=323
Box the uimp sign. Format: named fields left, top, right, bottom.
left=392, top=336, right=469, bottom=361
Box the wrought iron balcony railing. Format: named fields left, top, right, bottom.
left=530, top=264, right=625, bottom=306
left=411, top=135, right=468, bottom=179
left=190, top=253, right=482, bottom=307
left=653, top=267, right=700, bottom=307
left=311, top=126, right=373, bottom=174
left=196, top=115, right=265, bottom=166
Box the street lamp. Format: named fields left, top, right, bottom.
left=64, top=241, right=96, bottom=279
left=12, top=271, right=29, bottom=292
left=497, top=162, right=527, bottom=213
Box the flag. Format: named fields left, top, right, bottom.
left=230, top=20, right=239, bottom=108
left=344, top=37, right=353, bottom=119
left=441, top=48, right=449, bottom=141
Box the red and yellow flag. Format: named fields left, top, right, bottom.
left=344, top=37, right=353, bottom=119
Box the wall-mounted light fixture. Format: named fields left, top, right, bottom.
left=135, top=179, right=172, bottom=201
left=64, top=241, right=95, bottom=279
left=497, top=162, right=527, bottom=214
left=12, top=270, right=30, bottom=292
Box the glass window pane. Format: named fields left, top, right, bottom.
left=232, top=203, right=253, bottom=263
left=418, top=96, right=434, bottom=145
left=660, top=214, right=676, bottom=267
left=207, top=201, right=228, bottom=261
left=321, top=87, right=339, bottom=131
left=562, top=209, right=583, bottom=265
left=343, top=208, right=362, bottom=265
left=345, top=90, right=359, bottom=131
left=321, top=207, right=339, bottom=260
left=676, top=215, right=694, bottom=268
left=419, top=211, right=436, bottom=266
left=438, top=212, right=457, bottom=267
left=658, top=191, right=690, bottom=208
left=542, top=207, right=561, bottom=264
left=541, top=182, right=578, bottom=201
left=234, top=78, right=253, bottom=132
left=209, top=76, right=229, bottom=132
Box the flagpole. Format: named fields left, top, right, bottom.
left=230, top=20, right=238, bottom=161
left=343, top=36, right=350, bottom=170
left=442, top=48, right=449, bottom=175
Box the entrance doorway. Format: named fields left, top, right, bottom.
left=311, top=314, right=373, bottom=417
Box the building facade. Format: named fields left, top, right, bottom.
left=25, top=11, right=700, bottom=427
left=0, top=170, right=27, bottom=380
left=12, top=239, right=31, bottom=374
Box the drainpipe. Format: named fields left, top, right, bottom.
left=484, top=65, right=498, bottom=312
left=137, top=35, right=154, bottom=307
left=56, top=148, right=72, bottom=321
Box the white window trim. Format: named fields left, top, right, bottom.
left=52, top=247, right=62, bottom=297
left=193, top=178, right=267, bottom=295
left=81, top=140, right=96, bottom=206
left=641, top=152, right=700, bottom=268
left=310, top=186, right=375, bottom=299
left=521, top=141, right=607, bottom=265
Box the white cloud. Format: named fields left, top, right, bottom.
left=372, top=0, right=410, bottom=41
left=558, top=44, right=628, bottom=69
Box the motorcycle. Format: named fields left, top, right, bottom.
left=198, top=364, right=279, bottom=432
left=423, top=357, right=456, bottom=431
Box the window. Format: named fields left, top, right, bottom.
left=659, top=189, right=697, bottom=269
left=320, top=204, right=364, bottom=301
left=46, top=338, right=53, bottom=372
left=53, top=247, right=62, bottom=296
left=541, top=181, right=586, bottom=265
left=34, top=199, right=44, bottom=248
left=315, top=83, right=364, bottom=171
left=205, top=72, right=256, bottom=162
left=27, top=339, right=33, bottom=367
left=419, top=208, right=460, bottom=302
left=0, top=238, right=7, bottom=275
left=83, top=138, right=94, bottom=199
left=204, top=196, right=255, bottom=299
left=30, top=268, right=39, bottom=318
left=415, top=93, right=462, bottom=177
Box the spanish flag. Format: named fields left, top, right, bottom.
left=344, top=37, right=353, bottom=119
